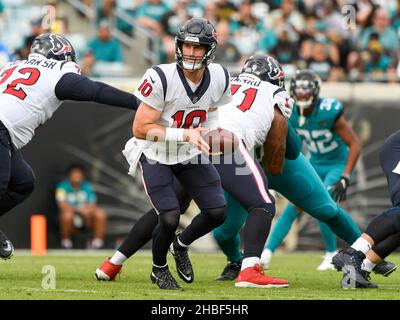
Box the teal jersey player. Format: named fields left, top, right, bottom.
left=291, top=97, right=348, bottom=166
left=264, top=70, right=361, bottom=270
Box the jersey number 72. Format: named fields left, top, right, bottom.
left=0, top=66, right=41, bottom=100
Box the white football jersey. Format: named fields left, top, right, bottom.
left=219, top=73, right=290, bottom=151
left=134, top=62, right=232, bottom=164
left=0, top=53, right=81, bottom=149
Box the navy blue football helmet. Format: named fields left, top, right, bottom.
left=241, top=54, right=285, bottom=88
left=175, top=18, right=217, bottom=70
left=30, top=33, right=76, bottom=63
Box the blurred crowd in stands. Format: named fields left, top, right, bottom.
left=0, top=0, right=399, bottom=82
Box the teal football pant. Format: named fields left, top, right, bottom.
left=212, top=154, right=361, bottom=263
left=267, top=162, right=346, bottom=253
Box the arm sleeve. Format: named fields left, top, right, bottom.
left=55, top=72, right=140, bottom=110
left=285, top=122, right=302, bottom=160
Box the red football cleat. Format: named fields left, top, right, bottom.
left=235, top=263, right=289, bottom=288
left=95, top=257, right=122, bottom=281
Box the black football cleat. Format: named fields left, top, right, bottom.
left=215, top=260, right=242, bottom=281
left=335, top=248, right=377, bottom=289
left=0, top=229, right=14, bottom=260
left=150, top=266, right=181, bottom=290
left=170, top=235, right=194, bottom=283
left=331, top=247, right=359, bottom=271
left=373, top=260, right=397, bottom=277
left=341, top=265, right=378, bottom=289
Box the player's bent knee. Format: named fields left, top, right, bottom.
left=10, top=178, right=35, bottom=205
left=310, top=203, right=338, bottom=223
left=95, top=208, right=107, bottom=220
left=382, top=207, right=400, bottom=232
left=249, top=203, right=275, bottom=219
left=203, top=206, right=227, bottom=226
left=159, top=209, right=180, bottom=230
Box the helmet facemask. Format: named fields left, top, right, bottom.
left=175, top=18, right=218, bottom=71
left=290, top=71, right=321, bottom=126
left=177, top=41, right=211, bottom=72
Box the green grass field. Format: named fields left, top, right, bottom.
left=0, top=251, right=399, bottom=300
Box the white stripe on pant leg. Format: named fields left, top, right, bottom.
left=238, top=142, right=272, bottom=203
left=138, top=161, right=161, bottom=215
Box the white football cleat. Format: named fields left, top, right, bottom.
left=260, top=248, right=273, bottom=270
left=317, top=251, right=338, bottom=271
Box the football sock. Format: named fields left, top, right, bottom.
left=362, top=258, right=376, bottom=273
left=215, top=235, right=243, bottom=264
left=351, top=237, right=372, bottom=254
left=266, top=204, right=298, bottom=252
left=323, top=207, right=361, bottom=244
left=212, top=192, right=247, bottom=263
left=110, top=251, right=127, bottom=265
left=243, top=207, right=273, bottom=258
left=241, top=257, right=260, bottom=270
left=318, top=221, right=337, bottom=253
left=178, top=207, right=226, bottom=246
left=152, top=210, right=180, bottom=267
left=118, top=209, right=158, bottom=258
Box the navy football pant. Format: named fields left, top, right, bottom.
left=363, top=131, right=400, bottom=258
left=138, top=154, right=227, bottom=266
left=120, top=143, right=275, bottom=263
left=0, top=121, right=35, bottom=217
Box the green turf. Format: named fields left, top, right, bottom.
left=0, top=251, right=399, bottom=300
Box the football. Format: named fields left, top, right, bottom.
left=203, top=128, right=240, bottom=156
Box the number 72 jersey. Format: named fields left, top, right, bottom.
left=290, top=97, right=349, bottom=165
left=0, top=54, right=81, bottom=149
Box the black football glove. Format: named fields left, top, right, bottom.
left=329, top=175, right=350, bottom=203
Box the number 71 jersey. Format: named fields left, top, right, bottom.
left=0, top=53, right=81, bottom=149
left=219, top=73, right=288, bottom=151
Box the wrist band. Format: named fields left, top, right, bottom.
left=165, top=128, right=185, bottom=142
left=342, top=174, right=350, bottom=180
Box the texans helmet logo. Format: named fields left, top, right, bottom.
left=267, top=57, right=284, bottom=80
left=50, top=34, right=72, bottom=56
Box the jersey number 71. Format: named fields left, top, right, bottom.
left=231, top=84, right=257, bottom=112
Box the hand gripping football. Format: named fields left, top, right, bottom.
left=203, top=128, right=239, bottom=156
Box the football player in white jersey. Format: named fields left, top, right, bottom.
left=95, top=54, right=293, bottom=288
left=0, top=33, right=139, bottom=260
left=120, top=18, right=231, bottom=290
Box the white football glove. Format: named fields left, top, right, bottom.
left=274, top=90, right=295, bottom=120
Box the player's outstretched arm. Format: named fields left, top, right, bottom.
left=55, top=73, right=140, bottom=110
left=329, top=114, right=361, bottom=202
left=263, top=106, right=288, bottom=176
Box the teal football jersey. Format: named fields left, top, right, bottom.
left=290, top=97, right=348, bottom=165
